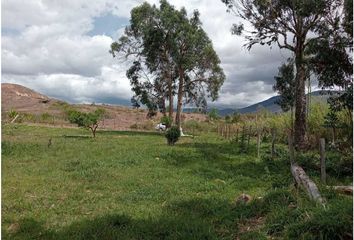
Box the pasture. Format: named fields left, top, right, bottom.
left=2, top=125, right=352, bottom=239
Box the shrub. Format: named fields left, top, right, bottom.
left=160, top=116, right=172, bottom=127
left=8, top=109, right=19, bottom=120
left=208, top=108, right=219, bottom=121
left=41, top=112, right=52, bottom=122
left=67, top=108, right=105, bottom=137
left=165, top=126, right=181, bottom=145
left=182, top=120, right=203, bottom=134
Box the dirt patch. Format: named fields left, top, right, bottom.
left=2, top=83, right=207, bottom=130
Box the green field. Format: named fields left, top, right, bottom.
left=2, top=125, right=352, bottom=239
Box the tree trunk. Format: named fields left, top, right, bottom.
left=161, top=98, right=166, bottom=117
left=327, top=186, right=353, bottom=195
left=291, top=163, right=325, bottom=204
left=294, top=48, right=307, bottom=150
left=290, top=107, right=294, bottom=135
left=168, top=74, right=174, bottom=121
left=91, top=124, right=98, bottom=138
left=175, top=67, right=184, bottom=129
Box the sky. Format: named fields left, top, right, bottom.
left=2, top=0, right=292, bottom=109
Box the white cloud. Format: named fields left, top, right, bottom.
left=2, top=0, right=289, bottom=108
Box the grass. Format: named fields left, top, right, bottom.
left=2, top=124, right=352, bottom=239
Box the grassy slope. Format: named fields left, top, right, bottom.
left=2, top=125, right=352, bottom=240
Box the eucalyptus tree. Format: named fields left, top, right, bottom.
left=169, top=8, right=225, bottom=128
left=110, top=1, right=175, bottom=119
left=111, top=0, right=225, bottom=129
left=273, top=58, right=296, bottom=132
left=221, top=0, right=344, bottom=149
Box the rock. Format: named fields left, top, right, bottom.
left=8, top=223, right=20, bottom=234
left=235, top=193, right=252, bottom=204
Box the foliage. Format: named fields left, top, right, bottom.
left=111, top=0, right=225, bottom=128
left=273, top=58, right=295, bottom=112
left=208, top=108, right=219, bottom=121
left=221, top=0, right=347, bottom=149
left=8, top=109, right=19, bottom=120
left=165, top=125, right=181, bottom=145
left=67, top=109, right=105, bottom=137
left=160, top=116, right=172, bottom=127
left=41, top=112, right=52, bottom=122
left=231, top=112, right=241, bottom=123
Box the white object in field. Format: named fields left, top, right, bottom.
left=180, top=127, right=185, bottom=136
left=155, top=123, right=166, bottom=131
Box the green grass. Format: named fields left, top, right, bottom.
left=2, top=124, right=352, bottom=239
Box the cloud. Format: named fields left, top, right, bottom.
left=2, top=0, right=291, bottom=109
left=2, top=65, right=132, bottom=104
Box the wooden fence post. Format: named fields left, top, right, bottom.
left=288, top=133, right=295, bottom=165
left=240, top=125, right=246, bottom=152
left=257, top=128, right=261, bottom=158
left=320, top=138, right=326, bottom=184
left=236, top=128, right=239, bottom=143
left=247, top=126, right=251, bottom=151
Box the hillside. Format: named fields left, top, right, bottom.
left=217, top=90, right=334, bottom=116
left=1, top=83, right=206, bottom=130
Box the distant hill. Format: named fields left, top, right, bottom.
left=216, top=90, right=335, bottom=116
left=1, top=83, right=207, bottom=129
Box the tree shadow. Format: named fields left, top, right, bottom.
left=62, top=135, right=92, bottom=139
left=97, top=130, right=163, bottom=137
left=3, top=198, right=240, bottom=240
left=162, top=141, right=290, bottom=184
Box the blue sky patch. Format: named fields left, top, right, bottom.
left=88, top=13, right=128, bottom=37
left=2, top=28, right=21, bottom=36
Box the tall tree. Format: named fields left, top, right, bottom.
left=273, top=58, right=295, bottom=132
left=111, top=0, right=225, bottom=129
left=169, top=8, right=225, bottom=128
left=222, top=0, right=343, bottom=149
left=110, top=2, right=175, bottom=119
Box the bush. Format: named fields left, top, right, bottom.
left=8, top=109, right=19, bottom=121
left=160, top=116, right=172, bottom=127
left=67, top=108, right=105, bottom=137
left=208, top=108, right=219, bottom=121
left=41, top=112, right=52, bottom=122
left=165, top=126, right=181, bottom=145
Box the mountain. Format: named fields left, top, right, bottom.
left=1, top=83, right=207, bottom=129
left=1, top=83, right=59, bottom=114
left=216, top=90, right=334, bottom=116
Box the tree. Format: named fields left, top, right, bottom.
left=305, top=0, right=353, bottom=143
left=273, top=58, right=296, bottom=132
left=111, top=1, right=225, bottom=129
left=208, top=108, right=220, bottom=121
left=110, top=1, right=176, bottom=120
left=67, top=109, right=105, bottom=138
left=170, top=8, right=225, bottom=128
left=221, top=0, right=343, bottom=149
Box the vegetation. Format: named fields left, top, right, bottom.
left=208, top=108, right=220, bottom=121
left=67, top=109, right=105, bottom=138
left=2, top=1, right=352, bottom=239
left=160, top=116, right=172, bottom=128
left=222, top=0, right=352, bottom=150
left=165, top=126, right=181, bottom=145
left=110, top=0, right=225, bottom=127
left=2, top=125, right=352, bottom=239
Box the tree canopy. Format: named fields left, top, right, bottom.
left=67, top=109, right=105, bottom=138
left=111, top=0, right=225, bottom=128
left=221, top=0, right=350, bottom=149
